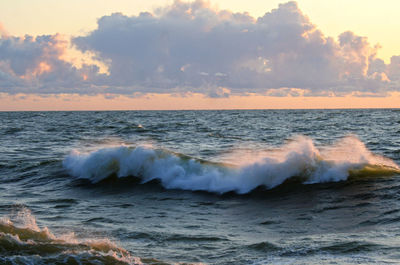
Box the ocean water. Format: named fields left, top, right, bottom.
left=1, top=109, right=400, bottom=264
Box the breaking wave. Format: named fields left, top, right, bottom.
left=0, top=207, right=140, bottom=265
left=63, top=135, right=400, bottom=194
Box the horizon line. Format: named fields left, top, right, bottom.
left=1, top=107, right=399, bottom=112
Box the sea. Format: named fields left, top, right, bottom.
left=1, top=109, right=400, bottom=264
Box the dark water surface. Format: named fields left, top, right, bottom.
left=1, top=109, right=400, bottom=264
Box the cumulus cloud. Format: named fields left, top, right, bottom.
left=0, top=33, right=109, bottom=94
left=1, top=0, right=400, bottom=96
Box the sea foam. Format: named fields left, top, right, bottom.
left=0, top=207, right=140, bottom=265
left=63, top=135, right=400, bottom=194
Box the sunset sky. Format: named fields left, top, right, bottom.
left=1, top=0, right=400, bottom=110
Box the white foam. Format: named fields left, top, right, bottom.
left=63, top=135, right=400, bottom=194
left=0, top=207, right=139, bottom=264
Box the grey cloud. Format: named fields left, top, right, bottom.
left=388, top=56, right=400, bottom=82
left=73, top=0, right=400, bottom=96
left=0, top=34, right=96, bottom=94
left=1, top=1, right=400, bottom=96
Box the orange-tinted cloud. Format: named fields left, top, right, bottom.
left=0, top=22, right=8, bottom=38
left=0, top=32, right=106, bottom=93
left=1, top=1, right=400, bottom=98
left=72, top=1, right=400, bottom=97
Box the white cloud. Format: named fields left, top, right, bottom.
left=1, top=1, right=400, bottom=97
left=0, top=34, right=109, bottom=94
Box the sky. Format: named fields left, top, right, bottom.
left=1, top=0, right=400, bottom=110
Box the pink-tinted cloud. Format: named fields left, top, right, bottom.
left=0, top=22, right=8, bottom=38
left=1, top=1, right=400, bottom=96
left=0, top=33, right=108, bottom=94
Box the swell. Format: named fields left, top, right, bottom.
left=63, top=135, right=400, bottom=194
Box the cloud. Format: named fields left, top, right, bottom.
left=0, top=33, right=110, bottom=94
left=1, top=1, right=400, bottom=96
left=0, top=22, right=9, bottom=38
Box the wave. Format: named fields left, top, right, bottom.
left=63, top=135, right=400, bottom=194
left=0, top=207, right=140, bottom=265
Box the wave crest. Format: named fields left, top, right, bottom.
left=0, top=207, right=140, bottom=265
left=63, top=136, right=400, bottom=194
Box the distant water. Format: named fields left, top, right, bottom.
left=1, top=109, right=400, bottom=264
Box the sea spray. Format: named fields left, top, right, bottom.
left=63, top=135, right=400, bottom=194
left=0, top=207, right=140, bottom=265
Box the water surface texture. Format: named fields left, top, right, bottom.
left=1, top=109, right=400, bottom=264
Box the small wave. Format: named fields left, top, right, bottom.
left=165, top=234, right=227, bottom=242
left=4, top=127, right=24, bottom=134
left=63, top=135, right=400, bottom=194
left=0, top=207, right=141, bottom=265
left=248, top=241, right=282, bottom=252
left=317, top=241, right=381, bottom=254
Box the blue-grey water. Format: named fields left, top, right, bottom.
left=1, top=109, right=400, bottom=264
